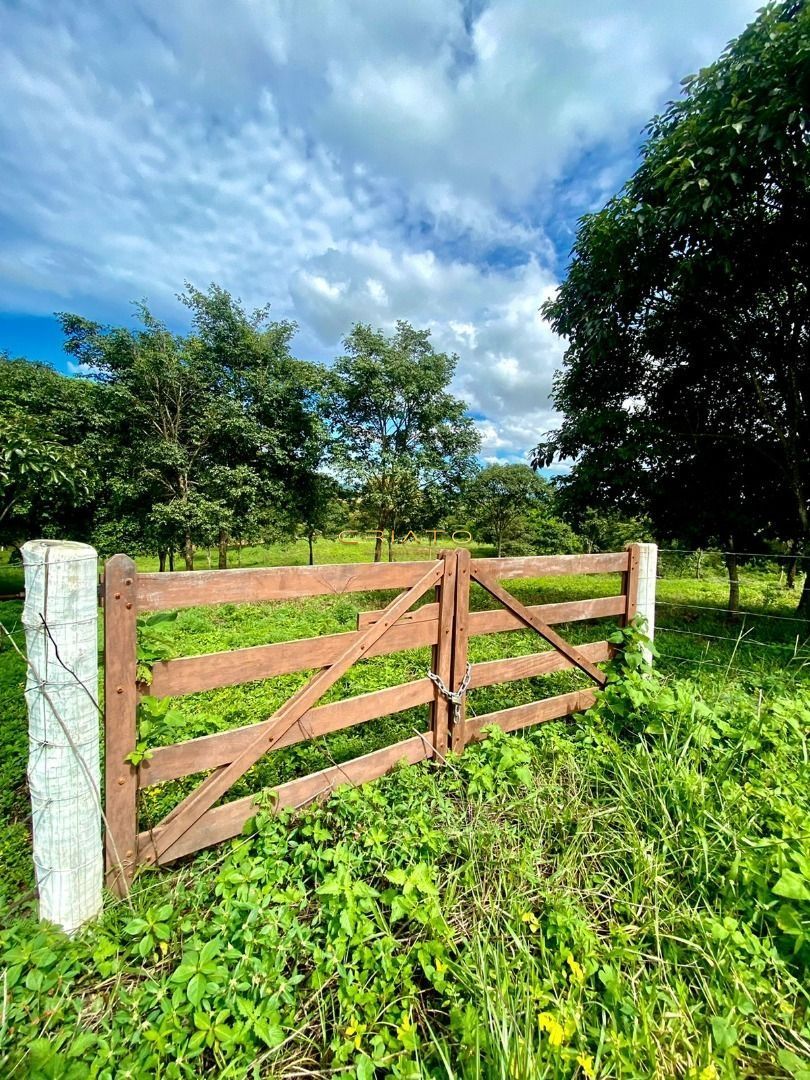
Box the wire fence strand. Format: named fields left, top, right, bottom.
left=656, top=601, right=810, bottom=624
left=656, top=625, right=810, bottom=653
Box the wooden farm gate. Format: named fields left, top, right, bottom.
left=103, top=546, right=640, bottom=894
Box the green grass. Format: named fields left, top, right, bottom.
left=0, top=543, right=808, bottom=1076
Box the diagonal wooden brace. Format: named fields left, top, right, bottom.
left=470, top=569, right=607, bottom=687
left=148, top=560, right=445, bottom=862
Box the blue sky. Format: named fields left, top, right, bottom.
left=0, top=0, right=759, bottom=460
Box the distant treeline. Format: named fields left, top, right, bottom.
left=1, top=284, right=648, bottom=574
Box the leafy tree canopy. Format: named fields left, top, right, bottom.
left=324, top=321, right=480, bottom=560
left=536, top=0, right=809, bottom=609
left=466, top=463, right=551, bottom=557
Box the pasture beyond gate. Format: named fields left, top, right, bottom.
left=103, top=545, right=654, bottom=895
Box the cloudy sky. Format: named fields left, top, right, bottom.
left=0, top=0, right=758, bottom=461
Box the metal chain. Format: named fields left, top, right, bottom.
left=427, top=662, right=472, bottom=727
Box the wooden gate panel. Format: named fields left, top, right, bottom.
left=145, top=561, right=444, bottom=864
left=104, top=544, right=639, bottom=893
left=137, top=735, right=433, bottom=866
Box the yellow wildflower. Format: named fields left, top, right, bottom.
left=344, top=1019, right=365, bottom=1050
left=567, top=953, right=586, bottom=984
left=576, top=1053, right=596, bottom=1078
left=699, top=1067, right=717, bottom=1080
left=521, top=911, right=540, bottom=932
left=538, top=1012, right=565, bottom=1048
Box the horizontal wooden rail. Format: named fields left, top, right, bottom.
left=142, top=640, right=612, bottom=787
left=470, top=552, right=629, bottom=579
left=146, top=619, right=439, bottom=697
left=465, top=688, right=598, bottom=742
left=468, top=639, right=611, bottom=689
left=138, top=734, right=432, bottom=865
left=145, top=596, right=626, bottom=695
left=135, top=560, right=440, bottom=612
left=140, top=677, right=434, bottom=787
left=357, top=602, right=438, bottom=628
left=358, top=594, right=625, bottom=631
left=467, top=595, right=624, bottom=634
left=147, top=596, right=624, bottom=699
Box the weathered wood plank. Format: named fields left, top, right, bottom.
left=469, top=640, right=611, bottom=689
left=146, top=618, right=439, bottom=697
left=103, top=555, right=139, bottom=896
left=465, top=688, right=598, bottom=742
left=430, top=550, right=458, bottom=756
left=136, top=560, right=441, bottom=611
left=140, top=677, right=434, bottom=787
left=357, top=602, right=439, bottom=629
left=471, top=569, right=608, bottom=688
left=623, top=543, right=641, bottom=625
left=146, top=562, right=444, bottom=863
left=361, top=593, right=625, bottom=634
left=467, top=595, right=625, bottom=635
left=137, top=735, right=432, bottom=865
left=450, top=548, right=471, bottom=751
left=471, top=552, right=629, bottom=579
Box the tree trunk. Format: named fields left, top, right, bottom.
left=158, top=550, right=167, bottom=573
left=388, top=514, right=396, bottom=563
left=218, top=530, right=228, bottom=570
left=798, top=570, right=810, bottom=617
left=725, top=550, right=740, bottom=620
left=308, top=531, right=314, bottom=566
left=374, top=513, right=385, bottom=563
left=786, top=557, right=797, bottom=590
left=169, top=549, right=175, bottom=572
left=184, top=534, right=194, bottom=571
left=785, top=538, right=799, bottom=589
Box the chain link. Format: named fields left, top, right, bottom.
left=427, top=662, right=472, bottom=727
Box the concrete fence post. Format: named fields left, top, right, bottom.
left=22, top=540, right=102, bottom=933
left=636, top=542, right=658, bottom=665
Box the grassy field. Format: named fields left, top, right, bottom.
left=0, top=542, right=808, bottom=1076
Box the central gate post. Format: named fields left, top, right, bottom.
left=430, top=550, right=458, bottom=756
left=449, top=547, right=471, bottom=752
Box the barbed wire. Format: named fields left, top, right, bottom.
left=656, top=651, right=770, bottom=676
left=656, top=600, right=810, bottom=624
left=656, top=625, right=810, bottom=654
left=660, top=548, right=810, bottom=561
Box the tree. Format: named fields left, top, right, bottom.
left=59, top=284, right=323, bottom=570
left=324, top=321, right=480, bottom=561
left=0, top=355, right=109, bottom=548
left=526, top=514, right=584, bottom=556
left=577, top=510, right=654, bottom=554
left=467, top=464, right=551, bottom=556
left=178, top=284, right=325, bottom=568
left=535, top=1, right=810, bottom=613
left=293, top=472, right=342, bottom=564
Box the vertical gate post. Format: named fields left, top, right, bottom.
left=430, top=550, right=458, bottom=756
left=22, top=540, right=102, bottom=933
left=103, top=555, right=138, bottom=896
left=636, top=543, right=657, bottom=665
left=625, top=542, right=657, bottom=665
left=449, top=547, right=471, bottom=752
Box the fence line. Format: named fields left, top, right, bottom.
left=660, top=548, right=810, bottom=561
left=655, top=626, right=810, bottom=653
left=656, top=601, right=810, bottom=624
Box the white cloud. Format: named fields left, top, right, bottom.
left=0, top=0, right=760, bottom=458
